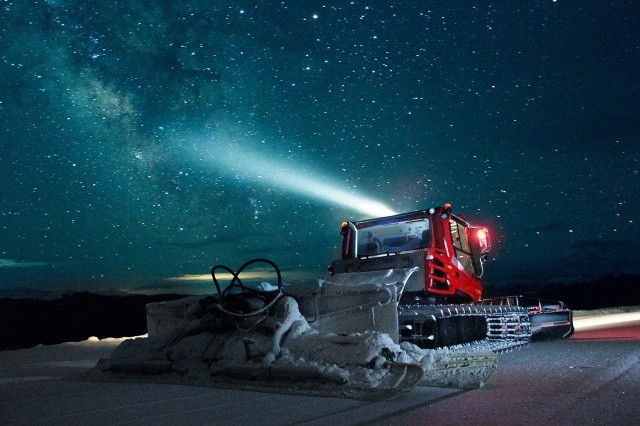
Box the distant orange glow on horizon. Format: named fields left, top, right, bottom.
left=165, top=270, right=280, bottom=282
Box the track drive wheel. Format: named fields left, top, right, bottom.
left=457, top=316, right=474, bottom=344
left=474, top=316, right=488, bottom=340
left=420, top=319, right=438, bottom=349
left=438, top=317, right=457, bottom=347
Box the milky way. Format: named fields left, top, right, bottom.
left=1, top=1, right=639, bottom=293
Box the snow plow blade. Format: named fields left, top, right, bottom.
left=91, top=264, right=499, bottom=400
left=95, top=296, right=428, bottom=401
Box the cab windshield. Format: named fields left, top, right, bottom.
left=356, top=218, right=431, bottom=257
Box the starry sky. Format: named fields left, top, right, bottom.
left=1, top=1, right=639, bottom=295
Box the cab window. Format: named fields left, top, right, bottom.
left=357, top=218, right=430, bottom=257
left=449, top=219, right=476, bottom=276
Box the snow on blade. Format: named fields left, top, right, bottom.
left=90, top=271, right=498, bottom=400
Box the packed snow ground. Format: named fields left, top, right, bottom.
left=0, top=307, right=638, bottom=425
left=390, top=310, right=640, bottom=425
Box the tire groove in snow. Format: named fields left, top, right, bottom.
left=553, top=353, right=639, bottom=417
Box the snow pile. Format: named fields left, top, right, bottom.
left=96, top=295, right=497, bottom=400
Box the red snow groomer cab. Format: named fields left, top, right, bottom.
left=331, top=203, right=573, bottom=349
left=332, top=203, right=490, bottom=304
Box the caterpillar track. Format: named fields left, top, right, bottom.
left=398, top=304, right=531, bottom=352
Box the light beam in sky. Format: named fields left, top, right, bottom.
left=190, top=134, right=398, bottom=218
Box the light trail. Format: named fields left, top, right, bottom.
left=189, top=135, right=397, bottom=217
left=573, top=311, right=640, bottom=330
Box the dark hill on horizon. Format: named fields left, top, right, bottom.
left=484, top=274, right=640, bottom=310
left=0, top=292, right=187, bottom=351
left=1, top=274, right=638, bottom=350
left=533, top=273, right=640, bottom=310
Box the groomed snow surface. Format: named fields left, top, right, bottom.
left=1, top=307, right=639, bottom=425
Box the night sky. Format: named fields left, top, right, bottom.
left=1, top=1, right=639, bottom=295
